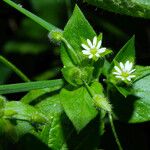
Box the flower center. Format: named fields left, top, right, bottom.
left=90, top=48, right=97, bottom=55
left=121, top=71, right=129, bottom=77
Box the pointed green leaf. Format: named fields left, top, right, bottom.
left=60, top=82, right=103, bottom=131
left=111, top=36, right=135, bottom=68
left=61, top=5, right=96, bottom=66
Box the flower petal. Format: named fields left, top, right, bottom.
left=116, top=75, right=125, bottom=80
left=125, top=61, right=133, bottom=72
left=129, top=75, right=136, bottom=78
left=87, top=39, right=93, bottom=48
left=119, top=62, right=125, bottom=72
left=81, top=44, right=90, bottom=50
left=126, top=76, right=131, bottom=81
left=113, top=72, right=121, bottom=75
left=114, top=66, right=122, bottom=74
left=82, top=50, right=90, bottom=55
left=129, top=69, right=136, bottom=74
left=98, top=48, right=106, bottom=53
left=96, top=40, right=102, bottom=49
left=88, top=54, right=93, bottom=59
left=93, top=36, right=97, bottom=47
left=95, top=53, right=100, bottom=57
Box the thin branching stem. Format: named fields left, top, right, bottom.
left=0, top=55, right=30, bottom=82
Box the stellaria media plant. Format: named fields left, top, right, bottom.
left=0, top=0, right=150, bottom=150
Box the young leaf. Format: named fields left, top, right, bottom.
left=85, top=0, right=150, bottom=19
left=60, top=82, right=103, bottom=131
left=61, top=5, right=96, bottom=66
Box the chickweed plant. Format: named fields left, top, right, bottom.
left=0, top=0, right=150, bottom=150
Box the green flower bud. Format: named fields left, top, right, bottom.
left=62, top=66, right=94, bottom=86
left=48, top=29, right=63, bottom=44
left=93, top=94, right=112, bottom=112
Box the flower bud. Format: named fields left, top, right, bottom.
left=93, top=94, right=112, bottom=112
left=48, top=29, right=63, bottom=44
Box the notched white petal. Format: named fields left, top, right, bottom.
left=93, top=36, right=97, bottom=47
left=82, top=50, right=90, bottom=55
left=113, top=72, right=121, bottom=75
left=96, top=40, right=102, bottom=49
left=116, top=75, right=125, bottom=80
left=129, top=69, right=136, bottom=74
left=114, top=66, right=122, bottom=73
left=81, top=44, right=90, bottom=50
left=88, top=54, right=93, bottom=59
left=98, top=47, right=106, bottom=53
left=119, top=62, right=125, bottom=71
left=95, top=53, right=100, bottom=57
left=87, top=39, right=93, bottom=48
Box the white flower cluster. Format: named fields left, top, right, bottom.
left=81, top=36, right=106, bottom=59
left=113, top=61, right=136, bottom=81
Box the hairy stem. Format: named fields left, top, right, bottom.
left=0, top=55, right=30, bottom=82
left=109, top=113, right=123, bottom=150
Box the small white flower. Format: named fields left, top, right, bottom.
left=113, top=61, right=136, bottom=81
left=81, top=36, right=106, bottom=59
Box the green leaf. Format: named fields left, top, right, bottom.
left=3, top=101, right=48, bottom=124
left=61, top=5, right=96, bottom=66
left=85, top=0, right=150, bottom=18
left=111, top=36, right=135, bottom=68
left=0, top=79, right=64, bottom=94
left=110, top=66, right=150, bottom=123
left=35, top=95, right=70, bottom=150
left=134, top=65, right=150, bottom=82
left=60, top=82, right=104, bottom=131
left=21, top=86, right=61, bottom=104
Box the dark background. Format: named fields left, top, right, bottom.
left=0, top=0, right=150, bottom=149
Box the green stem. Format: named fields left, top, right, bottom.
left=0, top=79, right=64, bottom=94
left=61, top=37, right=81, bottom=66
left=82, top=80, right=94, bottom=97
left=0, top=55, right=30, bottom=82
left=109, top=113, right=123, bottom=150
left=2, top=0, right=60, bottom=32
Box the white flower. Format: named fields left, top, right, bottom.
left=113, top=61, right=136, bottom=81
left=81, top=36, right=106, bottom=59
